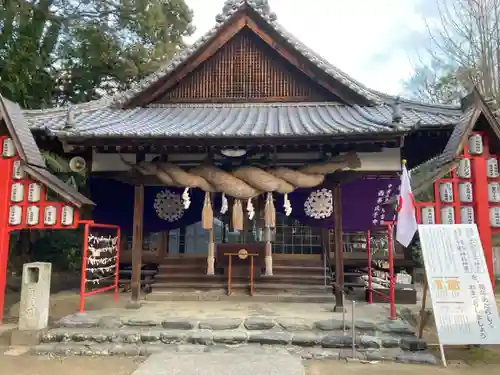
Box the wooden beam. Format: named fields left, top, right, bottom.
left=333, top=182, right=345, bottom=311
left=245, top=17, right=369, bottom=105
left=130, top=184, right=144, bottom=305
left=127, top=12, right=247, bottom=108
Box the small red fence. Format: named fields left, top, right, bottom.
left=79, top=220, right=121, bottom=313
left=365, top=223, right=397, bottom=320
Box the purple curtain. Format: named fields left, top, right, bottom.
left=275, top=175, right=399, bottom=231
left=90, top=175, right=399, bottom=234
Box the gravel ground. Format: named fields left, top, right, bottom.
left=1, top=355, right=499, bottom=375
left=0, top=355, right=141, bottom=375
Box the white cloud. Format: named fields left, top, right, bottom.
left=184, top=0, right=428, bottom=95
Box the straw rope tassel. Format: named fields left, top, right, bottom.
left=232, top=199, right=244, bottom=231
left=202, top=192, right=213, bottom=230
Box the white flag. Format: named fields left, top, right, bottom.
left=396, top=164, right=418, bottom=247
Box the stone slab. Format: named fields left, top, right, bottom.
left=3, top=346, right=30, bottom=356
left=10, top=329, right=45, bottom=346
left=131, top=349, right=305, bottom=375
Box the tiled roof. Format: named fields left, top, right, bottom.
left=409, top=156, right=457, bottom=200
left=107, top=0, right=389, bottom=107
left=439, top=107, right=479, bottom=165
left=439, top=89, right=500, bottom=166
left=24, top=102, right=462, bottom=138
left=0, top=95, right=94, bottom=207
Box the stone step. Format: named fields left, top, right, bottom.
left=37, top=312, right=436, bottom=365
left=145, top=291, right=335, bottom=303
left=272, top=266, right=325, bottom=275
left=160, top=257, right=207, bottom=265
left=158, top=265, right=208, bottom=274
left=32, top=341, right=438, bottom=365
left=154, top=273, right=330, bottom=286
left=272, top=258, right=322, bottom=267
left=152, top=282, right=332, bottom=296
left=40, top=327, right=423, bottom=351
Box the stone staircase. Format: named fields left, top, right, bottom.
left=33, top=312, right=437, bottom=365
left=149, top=256, right=332, bottom=302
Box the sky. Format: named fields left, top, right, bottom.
left=184, top=0, right=434, bottom=96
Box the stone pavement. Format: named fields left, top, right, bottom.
left=131, top=347, right=305, bottom=375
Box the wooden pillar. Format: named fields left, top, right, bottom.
left=264, top=226, right=273, bottom=275
left=333, top=182, right=345, bottom=312
left=207, top=228, right=215, bottom=275
left=130, top=184, right=144, bottom=306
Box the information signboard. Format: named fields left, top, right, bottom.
left=418, top=224, right=500, bottom=345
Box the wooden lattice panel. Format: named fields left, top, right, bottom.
left=156, top=28, right=337, bottom=103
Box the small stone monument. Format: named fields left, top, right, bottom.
left=18, top=262, right=52, bottom=330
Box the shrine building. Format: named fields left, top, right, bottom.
left=1, top=0, right=500, bottom=308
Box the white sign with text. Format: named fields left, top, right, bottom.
left=418, top=224, right=500, bottom=345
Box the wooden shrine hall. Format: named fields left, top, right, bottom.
left=3, top=0, right=499, bottom=307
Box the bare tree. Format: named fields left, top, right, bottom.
left=403, top=58, right=466, bottom=104
left=422, top=0, right=500, bottom=106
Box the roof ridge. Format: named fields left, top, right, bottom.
left=22, top=97, right=112, bottom=117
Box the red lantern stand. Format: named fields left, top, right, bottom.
left=415, top=131, right=496, bottom=292
left=0, top=135, right=121, bottom=324
left=0, top=136, right=84, bottom=323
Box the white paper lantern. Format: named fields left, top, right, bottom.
left=488, top=182, right=500, bottom=202
left=421, top=207, right=435, bottom=224
left=28, top=183, right=42, bottom=202
left=457, top=158, right=471, bottom=178
left=441, top=207, right=455, bottom=224
left=439, top=182, right=454, bottom=202
left=458, top=182, right=473, bottom=202
left=10, top=182, right=24, bottom=203
left=61, top=206, right=74, bottom=226
left=2, top=138, right=16, bottom=157
left=468, top=134, right=484, bottom=155
left=9, top=206, right=22, bottom=225
left=12, top=160, right=24, bottom=180
left=43, top=206, right=57, bottom=225
left=487, top=158, right=499, bottom=178
left=460, top=206, right=474, bottom=224
left=490, top=207, right=500, bottom=227
left=26, top=206, right=40, bottom=226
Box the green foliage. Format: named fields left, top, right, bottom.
left=1, top=0, right=195, bottom=270
left=30, top=229, right=84, bottom=272
left=408, top=234, right=423, bottom=266
left=0, top=0, right=194, bottom=108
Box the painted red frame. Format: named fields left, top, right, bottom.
left=78, top=220, right=121, bottom=313
left=415, top=131, right=496, bottom=291
left=366, top=223, right=397, bottom=320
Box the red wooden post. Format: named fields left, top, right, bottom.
left=0, top=145, right=13, bottom=324
left=470, top=136, right=495, bottom=291
left=387, top=223, right=396, bottom=320
left=79, top=222, right=90, bottom=313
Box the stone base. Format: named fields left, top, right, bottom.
left=10, top=329, right=45, bottom=346
left=206, top=257, right=215, bottom=276
left=125, top=300, right=143, bottom=310
left=332, top=305, right=346, bottom=313
left=264, top=256, right=273, bottom=276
